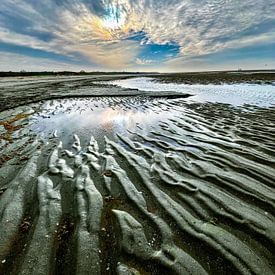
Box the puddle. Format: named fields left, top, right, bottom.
left=104, top=77, right=275, bottom=107
left=31, top=97, right=182, bottom=148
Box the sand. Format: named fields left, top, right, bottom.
left=0, top=75, right=274, bottom=275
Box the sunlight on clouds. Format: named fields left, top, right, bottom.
left=76, top=40, right=141, bottom=69
left=0, top=0, right=275, bottom=70
left=102, top=3, right=126, bottom=30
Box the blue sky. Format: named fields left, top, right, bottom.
left=0, top=0, right=274, bottom=72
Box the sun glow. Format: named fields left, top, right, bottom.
left=89, top=8, right=130, bottom=41
left=102, top=5, right=126, bottom=30
left=88, top=4, right=129, bottom=41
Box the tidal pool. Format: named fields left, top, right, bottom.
left=105, top=77, right=275, bottom=107
left=30, top=97, right=183, bottom=149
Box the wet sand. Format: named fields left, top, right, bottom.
left=0, top=75, right=275, bottom=275
left=153, top=71, right=275, bottom=85
left=0, top=74, right=189, bottom=112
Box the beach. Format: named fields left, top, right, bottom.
left=0, top=73, right=275, bottom=274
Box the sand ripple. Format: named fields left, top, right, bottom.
left=0, top=98, right=274, bottom=274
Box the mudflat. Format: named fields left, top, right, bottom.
left=0, top=73, right=274, bottom=275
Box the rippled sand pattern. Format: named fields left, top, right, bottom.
left=0, top=98, right=274, bottom=275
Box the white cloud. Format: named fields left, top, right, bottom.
left=0, top=27, right=63, bottom=54
left=135, top=58, right=154, bottom=65
left=0, top=52, right=96, bottom=71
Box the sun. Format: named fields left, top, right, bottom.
left=90, top=3, right=129, bottom=40
left=102, top=5, right=126, bottom=30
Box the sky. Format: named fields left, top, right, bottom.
left=0, top=0, right=275, bottom=72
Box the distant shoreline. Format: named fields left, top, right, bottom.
left=152, top=71, right=275, bottom=85
left=1, top=70, right=275, bottom=85
left=0, top=71, right=147, bottom=78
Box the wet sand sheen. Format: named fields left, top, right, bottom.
left=0, top=94, right=275, bottom=274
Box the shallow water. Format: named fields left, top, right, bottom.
left=31, top=97, right=180, bottom=148
left=106, top=77, right=275, bottom=107
left=0, top=90, right=275, bottom=274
